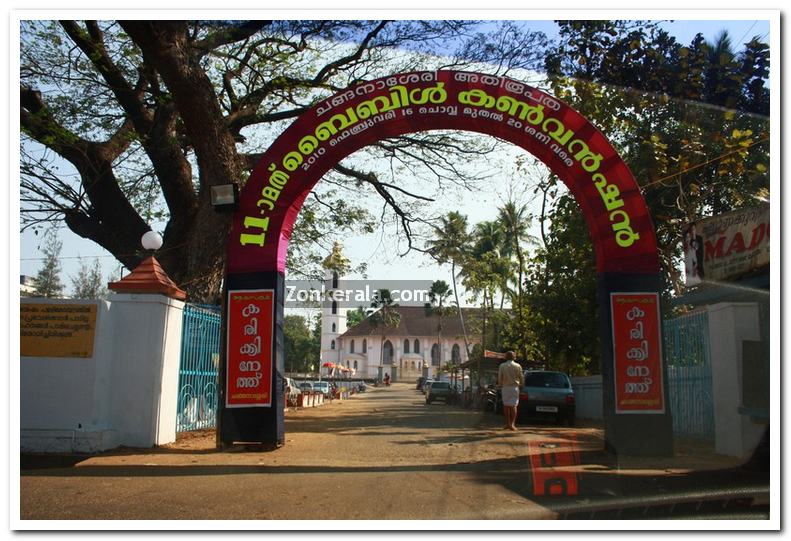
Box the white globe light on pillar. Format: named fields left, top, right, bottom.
left=141, top=230, right=163, bottom=251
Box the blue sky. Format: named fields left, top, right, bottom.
left=17, top=16, right=773, bottom=298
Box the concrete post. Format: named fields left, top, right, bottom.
left=108, top=293, right=184, bottom=447
left=707, top=302, right=767, bottom=458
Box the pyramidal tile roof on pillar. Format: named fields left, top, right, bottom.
left=107, top=256, right=187, bottom=301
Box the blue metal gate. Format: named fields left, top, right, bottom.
left=177, top=304, right=221, bottom=432
left=663, top=311, right=714, bottom=441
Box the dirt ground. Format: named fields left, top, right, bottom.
left=19, top=383, right=752, bottom=521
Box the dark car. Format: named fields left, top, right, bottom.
left=426, top=381, right=453, bottom=404
left=517, top=370, right=575, bottom=426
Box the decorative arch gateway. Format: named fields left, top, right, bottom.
left=221, top=70, right=673, bottom=455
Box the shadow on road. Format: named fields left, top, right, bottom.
left=20, top=454, right=529, bottom=478
left=20, top=384, right=770, bottom=520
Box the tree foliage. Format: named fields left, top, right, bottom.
left=32, top=229, right=64, bottom=298
left=518, top=21, right=771, bottom=374
left=283, top=314, right=320, bottom=373
left=20, top=20, right=550, bottom=302
left=544, top=21, right=770, bottom=297
left=345, top=306, right=367, bottom=329
left=70, top=258, right=107, bottom=299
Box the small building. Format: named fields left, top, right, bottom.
left=20, top=275, right=37, bottom=296
left=336, top=305, right=478, bottom=382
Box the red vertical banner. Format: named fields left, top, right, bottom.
left=611, top=292, right=665, bottom=414
left=226, top=289, right=274, bottom=408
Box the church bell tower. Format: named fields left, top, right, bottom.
left=320, top=242, right=350, bottom=370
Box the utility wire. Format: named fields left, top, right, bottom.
left=21, top=240, right=190, bottom=262
left=640, top=136, right=769, bottom=191
left=736, top=21, right=759, bottom=46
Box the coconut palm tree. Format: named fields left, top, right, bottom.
left=497, top=200, right=539, bottom=363
left=424, top=280, right=452, bottom=377
left=704, top=31, right=742, bottom=110
left=426, top=211, right=471, bottom=356
left=368, top=289, right=401, bottom=380
left=469, top=220, right=512, bottom=309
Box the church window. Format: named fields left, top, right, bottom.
left=431, top=343, right=441, bottom=367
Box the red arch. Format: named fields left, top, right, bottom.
left=228, top=70, right=660, bottom=275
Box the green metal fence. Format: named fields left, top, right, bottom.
left=177, top=304, right=221, bottom=432
left=663, top=311, right=714, bottom=441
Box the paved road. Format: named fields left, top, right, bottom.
left=19, top=383, right=759, bottom=521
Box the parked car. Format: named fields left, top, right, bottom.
left=426, top=381, right=453, bottom=404
left=517, top=370, right=575, bottom=426
left=312, top=381, right=332, bottom=398
left=421, top=379, right=434, bottom=395
left=298, top=381, right=314, bottom=393
left=416, top=376, right=426, bottom=390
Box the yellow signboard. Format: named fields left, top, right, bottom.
left=20, top=303, right=98, bottom=358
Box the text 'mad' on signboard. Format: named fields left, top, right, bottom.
left=20, top=303, right=98, bottom=358
left=684, top=203, right=769, bottom=286
left=610, top=292, right=665, bottom=414
left=226, top=289, right=274, bottom=408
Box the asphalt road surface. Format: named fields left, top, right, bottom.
left=19, top=383, right=765, bottom=521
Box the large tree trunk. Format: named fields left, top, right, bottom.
left=120, top=21, right=244, bottom=303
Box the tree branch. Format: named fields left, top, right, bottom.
left=120, top=21, right=243, bottom=190
left=21, top=83, right=149, bottom=261
left=59, top=21, right=199, bottom=224
left=311, top=21, right=389, bottom=84
left=60, top=20, right=147, bottom=120
left=192, top=21, right=272, bottom=56
left=331, top=163, right=431, bottom=256
left=224, top=21, right=389, bottom=132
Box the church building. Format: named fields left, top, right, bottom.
left=320, top=243, right=477, bottom=382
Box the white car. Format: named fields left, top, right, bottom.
left=312, top=381, right=332, bottom=398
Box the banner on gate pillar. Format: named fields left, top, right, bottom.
left=611, top=292, right=665, bottom=414
left=226, top=289, right=274, bottom=407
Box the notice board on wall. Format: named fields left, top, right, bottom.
left=20, top=303, right=98, bottom=358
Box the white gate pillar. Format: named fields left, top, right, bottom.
left=107, top=257, right=186, bottom=448
left=707, top=302, right=767, bottom=458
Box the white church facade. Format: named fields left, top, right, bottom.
left=334, top=305, right=476, bottom=382
left=319, top=243, right=477, bottom=382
